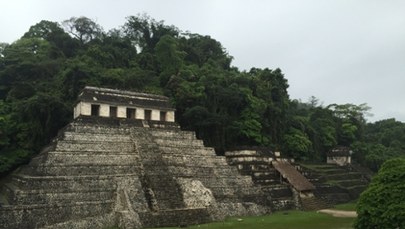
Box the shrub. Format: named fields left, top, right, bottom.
left=355, top=158, right=405, bottom=228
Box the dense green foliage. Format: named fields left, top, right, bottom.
left=355, top=158, right=405, bottom=228
left=352, top=119, right=405, bottom=171
left=1, top=15, right=405, bottom=175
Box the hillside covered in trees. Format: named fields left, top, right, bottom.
left=1, top=15, right=404, bottom=175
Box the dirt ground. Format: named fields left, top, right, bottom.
left=317, top=209, right=358, bottom=218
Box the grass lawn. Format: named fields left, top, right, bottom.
left=144, top=210, right=355, bottom=229
left=333, top=202, right=357, bottom=211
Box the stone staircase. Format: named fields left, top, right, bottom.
left=225, top=151, right=295, bottom=211
left=298, top=163, right=370, bottom=205
left=145, top=128, right=270, bottom=217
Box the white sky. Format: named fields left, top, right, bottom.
left=1, top=0, right=405, bottom=122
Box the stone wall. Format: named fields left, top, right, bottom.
left=74, top=101, right=175, bottom=122
left=326, top=156, right=351, bottom=166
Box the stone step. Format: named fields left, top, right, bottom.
left=166, top=166, right=241, bottom=178
left=10, top=174, right=136, bottom=191
left=40, top=213, right=116, bottom=229
left=317, top=169, right=348, bottom=175
left=62, top=131, right=132, bottom=142
left=0, top=200, right=114, bottom=229
left=157, top=146, right=216, bottom=156
left=235, top=166, right=276, bottom=176
left=253, top=179, right=280, bottom=186
left=261, top=185, right=293, bottom=198
left=336, top=179, right=368, bottom=187
left=8, top=188, right=114, bottom=205
left=161, top=155, right=228, bottom=167
left=22, top=164, right=141, bottom=176
left=238, top=164, right=274, bottom=171
left=209, top=187, right=262, bottom=198
left=301, top=164, right=342, bottom=170
left=323, top=172, right=364, bottom=180
left=41, top=152, right=141, bottom=165
left=226, top=156, right=273, bottom=165
left=198, top=177, right=254, bottom=188
left=55, top=141, right=133, bottom=152
left=153, top=138, right=204, bottom=147
left=144, top=166, right=213, bottom=177
left=66, top=124, right=132, bottom=135
left=253, top=171, right=278, bottom=178
left=225, top=151, right=262, bottom=157
left=148, top=129, right=197, bottom=140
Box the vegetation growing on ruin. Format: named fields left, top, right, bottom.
left=1, top=15, right=405, bottom=175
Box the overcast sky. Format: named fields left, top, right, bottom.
left=1, top=0, right=405, bottom=122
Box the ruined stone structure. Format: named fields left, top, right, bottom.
left=0, top=87, right=369, bottom=228
left=326, top=146, right=353, bottom=166
left=299, top=163, right=370, bottom=206
left=224, top=149, right=330, bottom=211
left=0, top=87, right=269, bottom=229
left=73, top=86, right=175, bottom=122
left=225, top=149, right=296, bottom=210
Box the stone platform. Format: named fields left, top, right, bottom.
left=0, top=117, right=269, bottom=229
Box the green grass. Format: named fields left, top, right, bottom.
left=144, top=211, right=355, bottom=229
left=333, top=202, right=357, bottom=211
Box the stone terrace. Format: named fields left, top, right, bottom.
left=0, top=117, right=270, bottom=229
left=298, top=163, right=370, bottom=205
left=225, top=150, right=296, bottom=211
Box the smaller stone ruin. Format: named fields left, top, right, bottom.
left=326, top=146, right=353, bottom=166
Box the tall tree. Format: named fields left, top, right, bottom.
left=124, top=14, right=179, bottom=53
left=155, top=34, right=185, bottom=86
left=62, top=17, right=103, bottom=45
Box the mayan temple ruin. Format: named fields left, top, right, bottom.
left=0, top=87, right=369, bottom=229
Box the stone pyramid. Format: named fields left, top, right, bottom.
left=0, top=87, right=270, bottom=229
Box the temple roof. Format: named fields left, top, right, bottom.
left=77, top=86, right=175, bottom=111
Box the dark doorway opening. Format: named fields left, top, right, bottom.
left=110, top=106, right=117, bottom=117
left=145, top=110, right=152, bottom=120
left=160, top=111, right=166, bottom=121
left=127, top=108, right=136, bottom=119
left=91, top=104, right=100, bottom=116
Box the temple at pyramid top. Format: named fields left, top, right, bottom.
left=73, top=86, right=176, bottom=122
